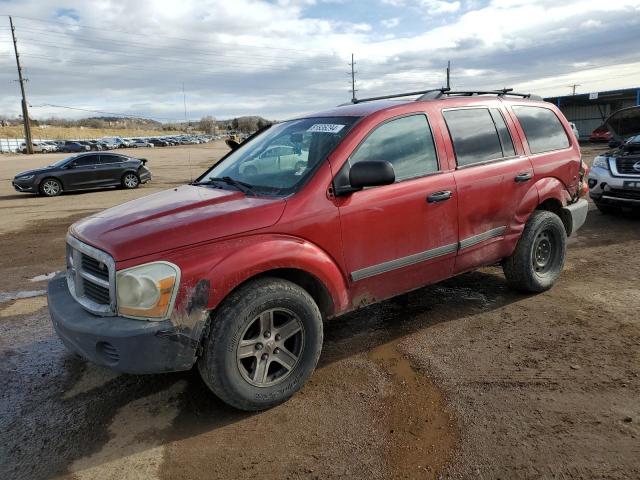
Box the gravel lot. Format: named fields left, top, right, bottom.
left=0, top=143, right=638, bottom=479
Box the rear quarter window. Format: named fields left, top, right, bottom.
left=513, top=105, right=570, bottom=154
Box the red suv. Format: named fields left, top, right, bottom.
left=48, top=89, right=588, bottom=410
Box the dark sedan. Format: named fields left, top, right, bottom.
left=12, top=152, right=152, bottom=197
left=60, top=141, right=91, bottom=153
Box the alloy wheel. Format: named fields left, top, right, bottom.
left=236, top=308, right=305, bottom=387
left=123, top=174, right=139, bottom=188
left=42, top=180, right=60, bottom=196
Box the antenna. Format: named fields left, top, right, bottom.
left=349, top=53, right=358, bottom=103
left=182, top=82, right=194, bottom=183
left=446, top=61, right=450, bottom=90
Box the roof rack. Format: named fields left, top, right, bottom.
left=348, top=87, right=541, bottom=105
left=351, top=88, right=451, bottom=104
left=419, top=88, right=542, bottom=101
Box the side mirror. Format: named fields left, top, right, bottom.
left=349, top=161, right=395, bottom=189
left=226, top=139, right=240, bottom=151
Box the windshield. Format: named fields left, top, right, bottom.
left=197, top=116, right=359, bottom=196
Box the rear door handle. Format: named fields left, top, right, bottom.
left=514, top=172, right=533, bottom=182
left=427, top=190, right=452, bottom=203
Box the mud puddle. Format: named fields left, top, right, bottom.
left=368, top=341, right=457, bottom=478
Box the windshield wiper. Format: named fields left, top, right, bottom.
left=193, top=176, right=257, bottom=196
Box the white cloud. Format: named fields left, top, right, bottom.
left=381, top=17, right=401, bottom=28
left=0, top=0, right=639, bottom=120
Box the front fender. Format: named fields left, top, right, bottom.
left=201, top=234, right=350, bottom=314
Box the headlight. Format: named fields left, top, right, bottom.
left=116, top=261, right=180, bottom=320
left=592, top=156, right=609, bottom=170
left=17, top=174, right=34, bottom=180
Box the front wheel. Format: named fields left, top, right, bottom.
left=39, top=178, right=63, bottom=197
left=503, top=210, right=567, bottom=293
left=198, top=278, right=323, bottom=411
left=121, top=172, right=140, bottom=189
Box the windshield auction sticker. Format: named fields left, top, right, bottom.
left=307, top=124, right=345, bottom=134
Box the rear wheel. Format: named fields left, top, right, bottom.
left=121, top=172, right=140, bottom=189
left=503, top=210, right=566, bottom=293
left=198, top=278, right=323, bottom=411
left=39, top=178, right=62, bottom=197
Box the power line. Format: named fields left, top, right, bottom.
left=7, top=14, right=337, bottom=56
left=15, top=36, right=342, bottom=72
left=30, top=102, right=189, bottom=122
left=12, top=24, right=343, bottom=65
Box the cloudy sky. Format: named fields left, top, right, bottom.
left=0, top=0, right=639, bottom=122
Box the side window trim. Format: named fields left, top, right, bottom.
left=346, top=112, right=441, bottom=183
left=489, top=108, right=516, bottom=158
left=442, top=106, right=522, bottom=170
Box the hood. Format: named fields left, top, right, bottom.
left=70, top=185, right=286, bottom=261
left=605, top=106, right=640, bottom=141
left=14, top=166, right=53, bottom=178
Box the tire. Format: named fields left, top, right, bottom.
left=594, top=200, right=619, bottom=215
left=121, top=172, right=140, bottom=189
left=198, top=277, right=323, bottom=411
left=39, top=178, right=63, bottom=197
left=502, top=210, right=567, bottom=293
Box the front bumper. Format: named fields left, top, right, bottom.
left=589, top=165, right=640, bottom=207
left=12, top=180, right=37, bottom=193
left=48, top=276, right=198, bottom=374
left=562, top=198, right=588, bottom=236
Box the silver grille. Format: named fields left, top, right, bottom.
left=66, top=235, right=116, bottom=315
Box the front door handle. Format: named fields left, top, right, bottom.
left=427, top=190, right=452, bottom=203
left=515, top=172, right=533, bottom=182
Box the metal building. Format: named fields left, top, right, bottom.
left=544, top=87, right=640, bottom=139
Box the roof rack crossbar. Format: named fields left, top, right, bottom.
left=352, top=87, right=450, bottom=104
left=342, top=87, right=541, bottom=107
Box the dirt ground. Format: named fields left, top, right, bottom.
left=0, top=143, right=638, bottom=479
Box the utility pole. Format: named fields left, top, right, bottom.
left=9, top=16, right=33, bottom=154
left=569, top=84, right=581, bottom=96
left=349, top=53, right=357, bottom=103
left=446, top=61, right=450, bottom=89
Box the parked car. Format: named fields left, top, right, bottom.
left=569, top=122, right=579, bottom=140
left=12, top=152, right=151, bottom=197
left=60, top=141, right=91, bottom=153
left=239, top=144, right=307, bottom=176
left=589, top=125, right=612, bottom=143
left=42, top=141, right=59, bottom=152
left=100, top=138, right=120, bottom=150
left=149, top=138, right=169, bottom=147
left=130, top=138, right=154, bottom=148
left=20, top=141, right=47, bottom=154
left=47, top=89, right=588, bottom=411
left=589, top=106, right=640, bottom=213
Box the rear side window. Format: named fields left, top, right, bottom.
left=350, top=114, right=438, bottom=181
left=100, top=155, right=124, bottom=164
left=512, top=106, right=570, bottom=154
left=72, top=155, right=99, bottom=167
left=443, top=108, right=504, bottom=167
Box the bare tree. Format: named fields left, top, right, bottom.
left=198, top=115, right=217, bottom=135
